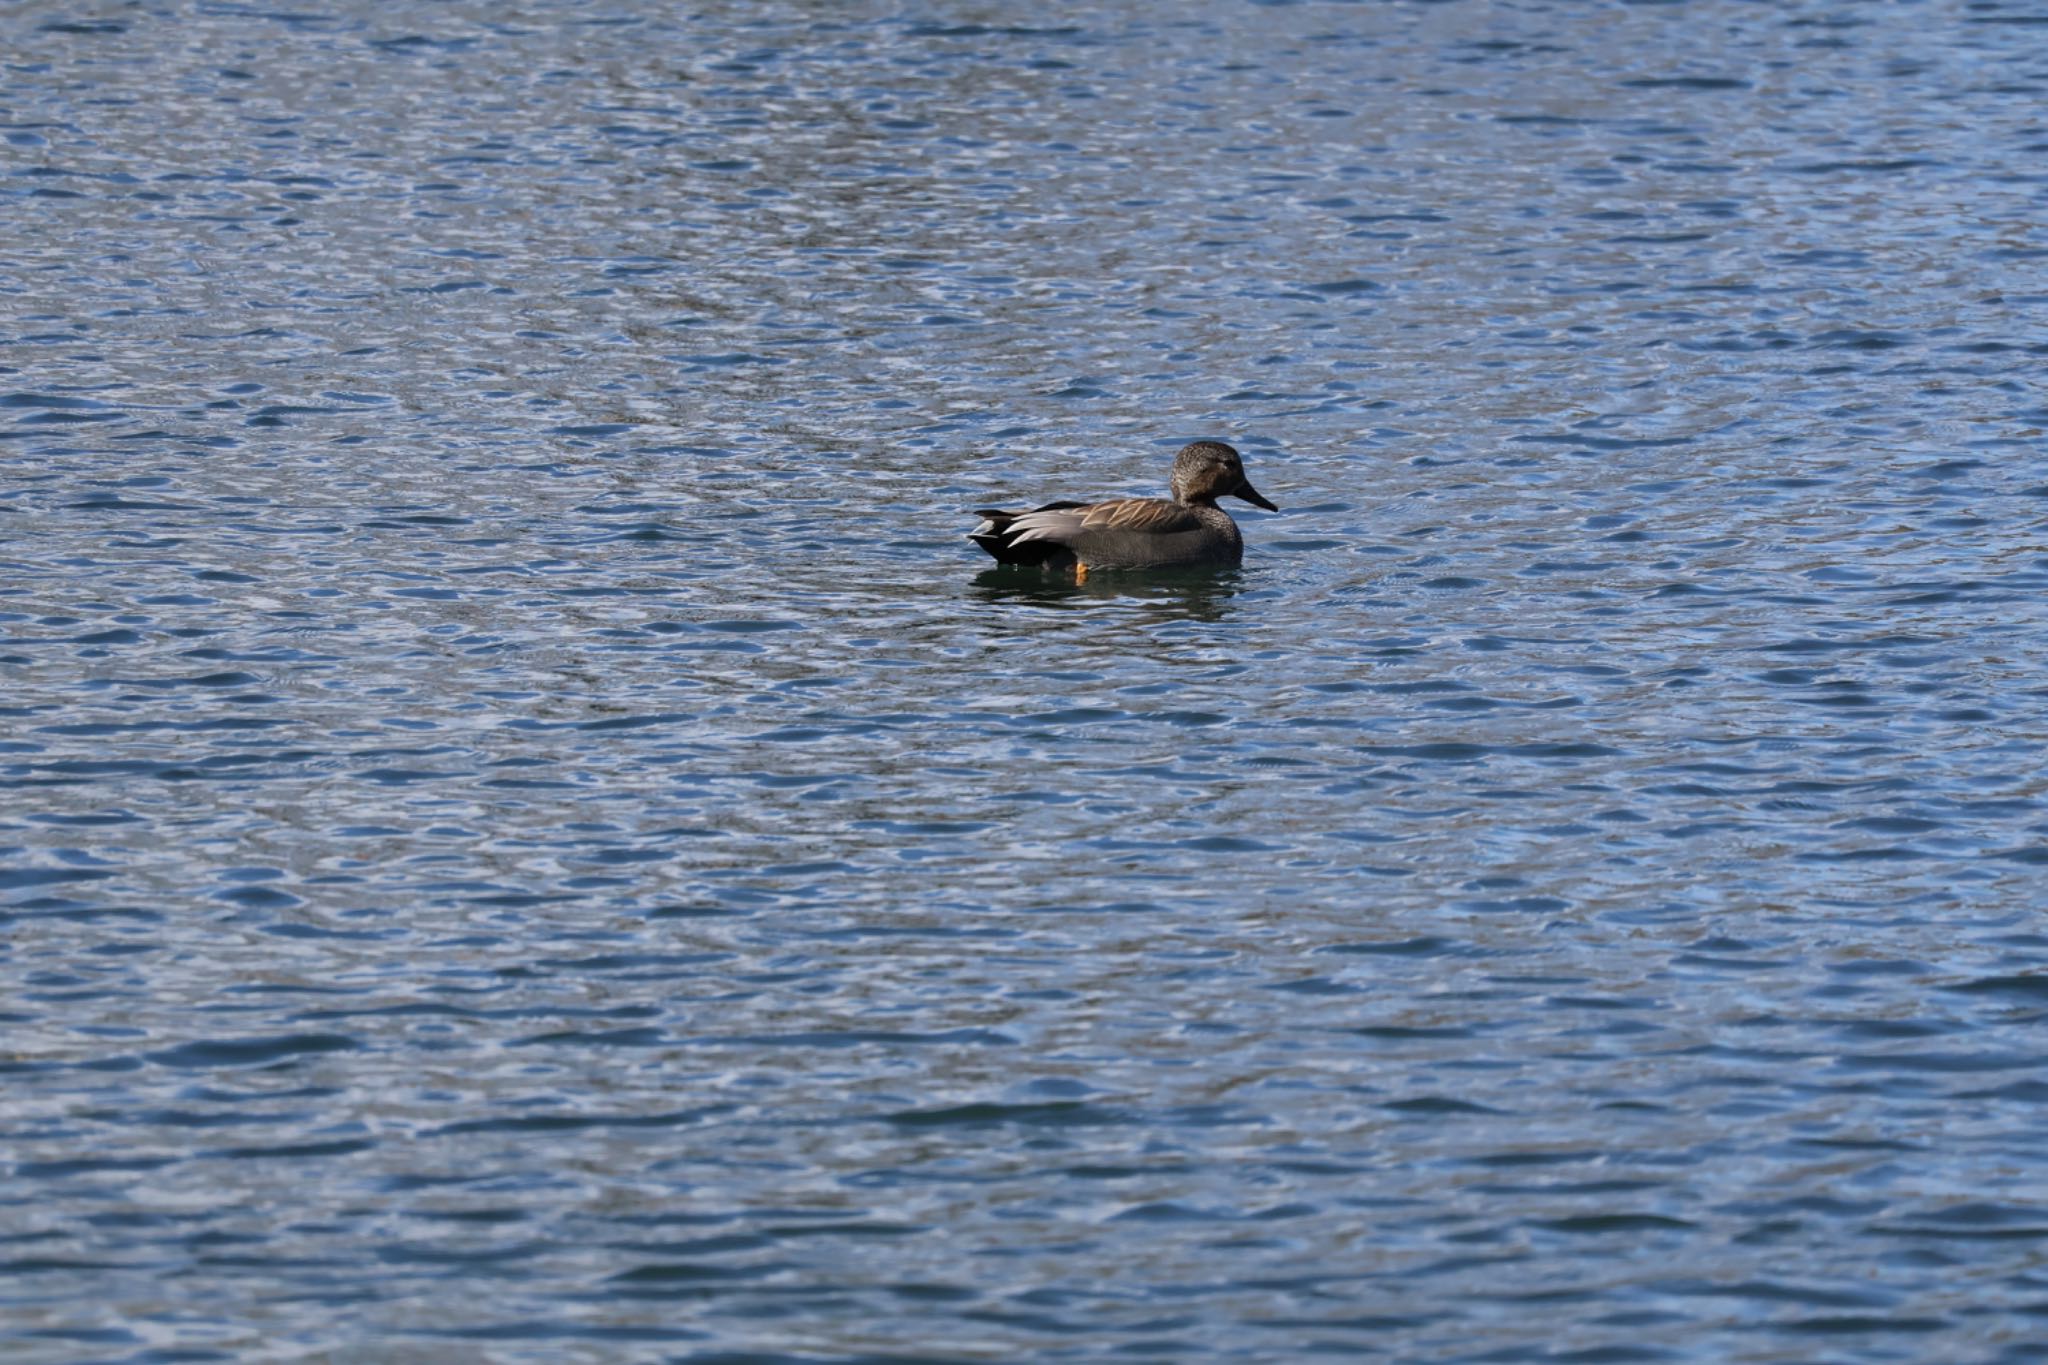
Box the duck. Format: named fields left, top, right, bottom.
left=968, top=440, right=1278, bottom=578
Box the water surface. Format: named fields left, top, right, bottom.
left=6, top=2, right=2048, bottom=1360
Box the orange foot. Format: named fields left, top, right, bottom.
left=1074, top=562, right=1089, bottom=583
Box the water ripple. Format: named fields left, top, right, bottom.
left=5, top=0, right=2048, bottom=1360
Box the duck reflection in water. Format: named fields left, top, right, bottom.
left=968, top=440, right=1278, bottom=582
left=970, top=565, right=1246, bottom=624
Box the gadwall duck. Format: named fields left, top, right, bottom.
left=969, top=440, right=1277, bottom=578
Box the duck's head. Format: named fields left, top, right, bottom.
left=1171, top=440, right=1278, bottom=511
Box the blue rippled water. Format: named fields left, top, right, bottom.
left=5, top=1, right=2048, bottom=1360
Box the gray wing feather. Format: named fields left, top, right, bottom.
left=1005, top=506, right=1092, bottom=547
left=1008, top=498, right=1198, bottom=547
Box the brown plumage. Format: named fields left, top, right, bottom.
left=969, top=440, right=1278, bottom=573
left=1081, top=499, right=1206, bottom=533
